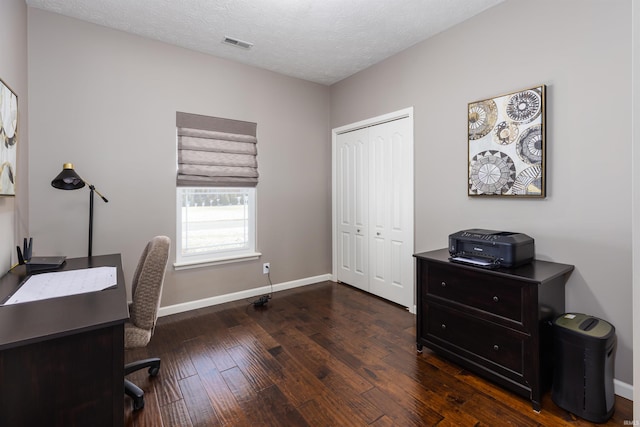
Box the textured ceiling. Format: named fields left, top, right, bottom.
left=26, top=0, right=505, bottom=85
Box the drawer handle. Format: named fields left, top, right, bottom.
left=441, top=281, right=446, bottom=287
left=441, top=324, right=446, bottom=330
left=493, top=296, right=499, bottom=303
left=493, top=345, right=499, bottom=351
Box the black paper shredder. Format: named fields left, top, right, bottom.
left=552, top=313, right=616, bottom=423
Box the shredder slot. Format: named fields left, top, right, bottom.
left=579, top=318, right=598, bottom=331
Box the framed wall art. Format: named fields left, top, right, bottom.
left=468, top=85, right=545, bottom=197
left=0, top=78, right=17, bottom=196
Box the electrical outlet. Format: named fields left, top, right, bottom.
left=263, top=263, right=270, bottom=275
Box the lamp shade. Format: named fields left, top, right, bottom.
left=51, top=163, right=85, bottom=190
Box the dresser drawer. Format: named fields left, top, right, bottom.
left=426, top=304, right=525, bottom=375
left=426, top=263, right=525, bottom=322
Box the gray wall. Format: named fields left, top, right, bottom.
left=330, top=0, right=633, bottom=385
left=27, top=8, right=332, bottom=307
left=23, top=0, right=637, bottom=390
left=0, top=0, right=28, bottom=273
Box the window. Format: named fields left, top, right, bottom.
left=176, top=187, right=257, bottom=266
left=175, top=112, right=260, bottom=268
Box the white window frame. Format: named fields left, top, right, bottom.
left=174, top=187, right=260, bottom=270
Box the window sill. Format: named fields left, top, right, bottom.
left=173, top=252, right=262, bottom=271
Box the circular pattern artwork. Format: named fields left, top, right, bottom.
left=469, top=150, right=516, bottom=195
left=0, top=84, right=18, bottom=148
left=493, top=121, right=519, bottom=145
left=516, top=124, right=542, bottom=164
left=0, top=79, right=18, bottom=196
left=468, top=85, right=545, bottom=197
left=511, top=165, right=542, bottom=195
left=505, top=89, right=541, bottom=124
left=468, top=100, right=497, bottom=140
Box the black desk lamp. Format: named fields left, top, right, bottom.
left=51, top=163, right=108, bottom=257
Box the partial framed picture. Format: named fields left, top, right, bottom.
left=0, top=78, right=17, bottom=196
left=468, top=85, right=545, bottom=197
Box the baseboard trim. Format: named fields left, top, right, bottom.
left=615, top=379, right=633, bottom=400
left=158, top=273, right=332, bottom=317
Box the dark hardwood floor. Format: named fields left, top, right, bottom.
left=124, top=281, right=632, bottom=426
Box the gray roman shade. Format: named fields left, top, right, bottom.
left=176, top=112, right=258, bottom=187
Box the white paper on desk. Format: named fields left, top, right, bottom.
left=3, top=266, right=117, bottom=305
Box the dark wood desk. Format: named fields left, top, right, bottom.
left=0, top=254, right=129, bottom=426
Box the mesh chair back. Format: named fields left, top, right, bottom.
left=129, top=236, right=171, bottom=334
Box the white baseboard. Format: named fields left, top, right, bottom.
left=158, top=273, right=332, bottom=317
left=615, top=379, right=633, bottom=400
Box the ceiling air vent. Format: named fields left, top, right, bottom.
left=222, top=36, right=253, bottom=49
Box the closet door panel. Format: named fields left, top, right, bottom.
left=336, top=128, right=369, bottom=290
left=369, top=118, right=414, bottom=307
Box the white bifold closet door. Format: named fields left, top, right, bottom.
left=335, top=115, right=414, bottom=308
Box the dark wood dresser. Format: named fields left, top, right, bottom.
left=414, top=248, right=574, bottom=411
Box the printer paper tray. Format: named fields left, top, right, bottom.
left=449, top=255, right=499, bottom=269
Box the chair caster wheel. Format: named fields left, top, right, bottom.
left=133, top=397, right=145, bottom=411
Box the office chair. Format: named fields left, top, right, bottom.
left=124, top=235, right=171, bottom=411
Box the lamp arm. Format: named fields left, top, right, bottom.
left=86, top=182, right=109, bottom=203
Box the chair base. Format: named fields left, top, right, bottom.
left=124, top=357, right=161, bottom=411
